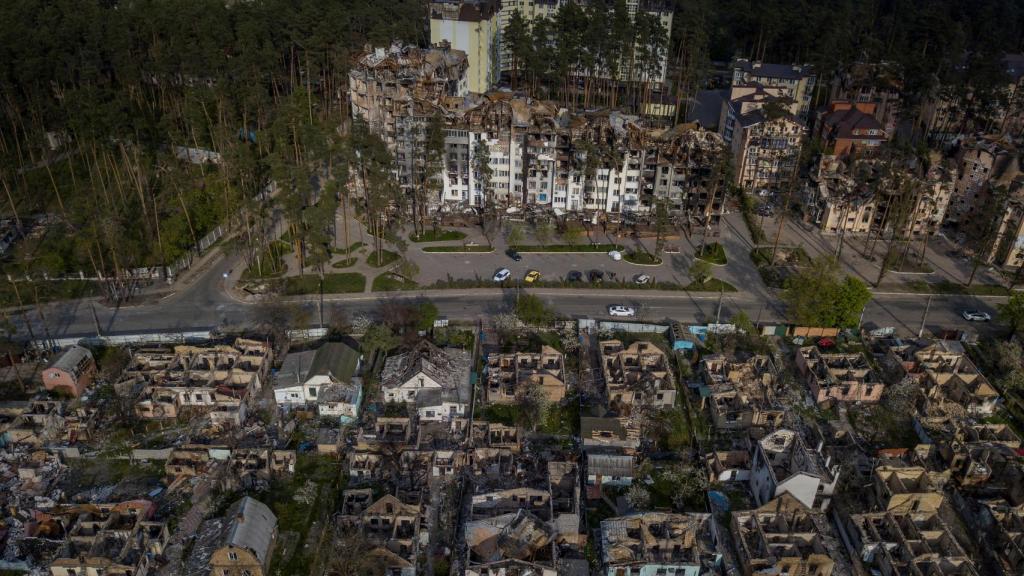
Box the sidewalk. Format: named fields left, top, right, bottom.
left=759, top=214, right=1006, bottom=289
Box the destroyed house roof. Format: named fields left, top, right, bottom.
left=275, top=342, right=360, bottom=389
left=581, top=417, right=628, bottom=440
left=734, top=60, right=813, bottom=81
left=381, top=341, right=471, bottom=400
left=587, top=453, right=635, bottom=477
left=48, top=345, right=92, bottom=373
left=822, top=106, right=884, bottom=139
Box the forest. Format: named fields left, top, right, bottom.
left=1, top=0, right=1023, bottom=300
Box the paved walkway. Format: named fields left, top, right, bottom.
left=762, top=214, right=1005, bottom=288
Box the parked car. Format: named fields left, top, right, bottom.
left=492, top=268, right=511, bottom=282
left=633, top=274, right=651, bottom=285
left=608, top=250, right=623, bottom=261
left=961, top=310, right=991, bottom=321
left=505, top=249, right=522, bottom=261
left=608, top=305, right=636, bottom=317
left=524, top=270, right=541, bottom=283
left=567, top=270, right=583, bottom=282
left=588, top=270, right=605, bottom=283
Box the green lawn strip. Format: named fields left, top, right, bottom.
left=0, top=280, right=102, bottom=308
left=366, top=249, right=400, bottom=267
left=624, top=251, right=663, bottom=265
left=423, top=245, right=493, bottom=253
left=684, top=278, right=737, bottom=292
left=372, top=272, right=418, bottom=291
left=410, top=229, right=467, bottom=242
left=897, top=279, right=1008, bottom=296
left=242, top=240, right=290, bottom=280
left=477, top=403, right=518, bottom=426
left=695, top=243, right=727, bottom=265
left=509, top=243, right=623, bottom=253
left=750, top=245, right=811, bottom=267
left=284, top=273, right=365, bottom=295
left=331, top=241, right=365, bottom=255
left=739, top=193, right=768, bottom=244
left=330, top=257, right=358, bottom=269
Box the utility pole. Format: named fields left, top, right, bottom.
left=918, top=294, right=932, bottom=338
left=90, top=303, right=103, bottom=338
left=715, top=286, right=724, bottom=326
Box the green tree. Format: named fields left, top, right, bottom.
left=362, top=324, right=399, bottom=355
left=414, top=300, right=439, bottom=331
left=689, top=259, right=713, bottom=285
left=534, top=220, right=554, bottom=246
left=561, top=221, right=584, bottom=246
left=782, top=256, right=871, bottom=328
left=506, top=224, right=525, bottom=246
left=515, top=293, right=555, bottom=325
left=998, top=292, right=1024, bottom=336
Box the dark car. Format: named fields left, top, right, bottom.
left=567, top=270, right=583, bottom=282
left=505, top=248, right=522, bottom=261
left=588, top=269, right=605, bottom=283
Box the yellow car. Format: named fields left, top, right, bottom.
left=524, top=270, right=541, bottom=283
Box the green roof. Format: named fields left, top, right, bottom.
left=309, top=342, right=361, bottom=383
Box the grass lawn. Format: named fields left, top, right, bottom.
left=900, top=279, right=1008, bottom=296
left=685, top=278, right=737, bottom=292
left=410, top=229, right=466, bottom=242
left=509, top=243, right=623, bottom=253
left=624, top=251, right=663, bottom=265
left=366, top=249, right=400, bottom=268
left=477, top=403, right=519, bottom=426
left=331, top=241, right=365, bottom=254
left=750, top=245, right=811, bottom=267
left=372, top=272, right=418, bottom=291
left=268, top=454, right=342, bottom=575
left=423, top=245, right=493, bottom=253
left=242, top=240, right=289, bottom=280
left=330, top=257, right=358, bottom=269
left=538, top=400, right=581, bottom=436
left=887, top=259, right=934, bottom=273
left=284, top=273, right=365, bottom=295
left=695, top=242, right=727, bottom=265
left=0, top=280, right=102, bottom=308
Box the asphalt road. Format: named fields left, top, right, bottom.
left=15, top=269, right=1005, bottom=342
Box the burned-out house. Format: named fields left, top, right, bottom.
left=127, top=339, right=271, bottom=427
left=700, top=353, right=783, bottom=431
left=847, top=509, right=978, bottom=576
left=796, top=346, right=884, bottom=404
left=31, top=500, right=169, bottom=576
left=485, top=346, right=566, bottom=405
left=599, top=512, right=722, bottom=575
left=731, top=492, right=851, bottom=576
left=600, top=340, right=676, bottom=413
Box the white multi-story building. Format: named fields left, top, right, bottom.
left=720, top=84, right=805, bottom=191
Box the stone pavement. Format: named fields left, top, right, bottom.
left=758, top=214, right=1006, bottom=288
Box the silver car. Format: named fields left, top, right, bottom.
left=608, top=305, right=636, bottom=317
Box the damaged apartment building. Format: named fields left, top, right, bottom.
left=348, top=43, right=725, bottom=218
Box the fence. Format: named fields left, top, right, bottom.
left=32, top=329, right=215, bottom=351
left=166, top=224, right=225, bottom=279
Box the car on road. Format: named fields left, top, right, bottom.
left=633, top=274, right=651, bottom=285
left=608, top=250, right=623, bottom=261
left=567, top=270, right=583, bottom=282
left=608, top=305, right=636, bottom=317
left=492, top=268, right=511, bottom=282
left=505, top=249, right=522, bottom=261
left=588, top=270, right=604, bottom=283
left=962, top=310, right=991, bottom=321
left=524, top=270, right=541, bottom=283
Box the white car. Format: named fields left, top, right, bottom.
left=608, top=305, right=636, bottom=317
left=633, top=274, right=651, bottom=285
left=608, top=250, right=623, bottom=261
left=492, top=268, right=511, bottom=282
left=961, top=310, right=991, bottom=322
